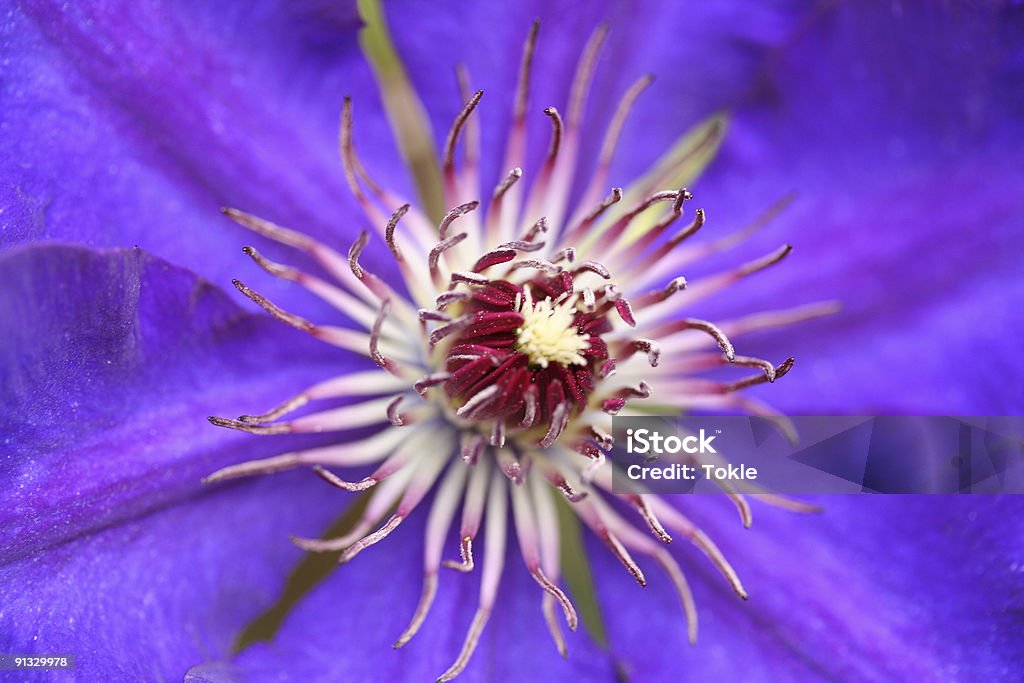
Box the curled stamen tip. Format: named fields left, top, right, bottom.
left=387, top=395, right=405, bottom=426
left=208, top=415, right=288, bottom=433
left=385, top=204, right=411, bottom=255
left=774, top=357, right=796, bottom=381
left=289, top=534, right=341, bottom=553
left=668, top=277, right=687, bottom=293
left=673, top=188, right=692, bottom=211
left=443, top=537, right=475, bottom=573
left=502, top=463, right=524, bottom=484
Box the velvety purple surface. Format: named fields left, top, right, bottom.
left=0, top=245, right=355, bottom=679
left=2, top=0, right=1022, bottom=681
left=594, top=495, right=1024, bottom=682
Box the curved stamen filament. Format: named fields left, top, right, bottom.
left=439, top=201, right=480, bottom=240
left=291, top=460, right=418, bottom=553
left=511, top=481, right=578, bottom=630
left=443, top=457, right=491, bottom=572
left=241, top=245, right=379, bottom=330
left=202, top=427, right=412, bottom=483
left=395, top=461, right=469, bottom=648
left=573, top=74, right=654, bottom=223
left=485, top=168, right=523, bottom=241
left=437, top=467, right=507, bottom=682
left=443, top=89, right=484, bottom=198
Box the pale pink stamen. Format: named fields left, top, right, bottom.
left=484, top=168, right=523, bottom=242
left=428, top=232, right=469, bottom=286
left=241, top=245, right=378, bottom=330
left=510, top=484, right=578, bottom=631
left=202, top=428, right=410, bottom=483
left=395, top=462, right=469, bottom=648
left=291, top=462, right=418, bottom=553
left=572, top=74, right=654, bottom=223
left=235, top=371, right=406, bottom=425
left=573, top=496, right=646, bottom=586
left=222, top=208, right=371, bottom=307
left=437, top=468, right=507, bottom=682
left=662, top=244, right=794, bottom=309
left=496, top=448, right=527, bottom=485
left=646, top=496, right=749, bottom=600
left=622, top=494, right=673, bottom=544
left=340, top=440, right=451, bottom=564
left=439, top=201, right=480, bottom=240
left=442, top=89, right=484, bottom=200
left=230, top=279, right=371, bottom=354
left=443, top=459, right=491, bottom=572
left=562, top=186, right=622, bottom=243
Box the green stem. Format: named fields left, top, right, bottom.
left=357, top=0, right=446, bottom=223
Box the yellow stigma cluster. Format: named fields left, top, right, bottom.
left=515, top=288, right=591, bottom=368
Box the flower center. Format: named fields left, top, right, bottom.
left=515, top=287, right=590, bottom=368
left=438, top=271, right=619, bottom=447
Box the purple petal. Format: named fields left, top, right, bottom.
left=592, top=495, right=1024, bottom=681
left=0, top=243, right=346, bottom=562
left=681, top=2, right=1024, bottom=413
left=1, top=244, right=371, bottom=678
left=0, top=465, right=348, bottom=680
left=1, top=1, right=401, bottom=308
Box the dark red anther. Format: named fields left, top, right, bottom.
left=472, top=249, right=517, bottom=272
left=614, top=298, right=636, bottom=327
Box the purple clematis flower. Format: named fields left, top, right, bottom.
left=2, top=1, right=1023, bottom=682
